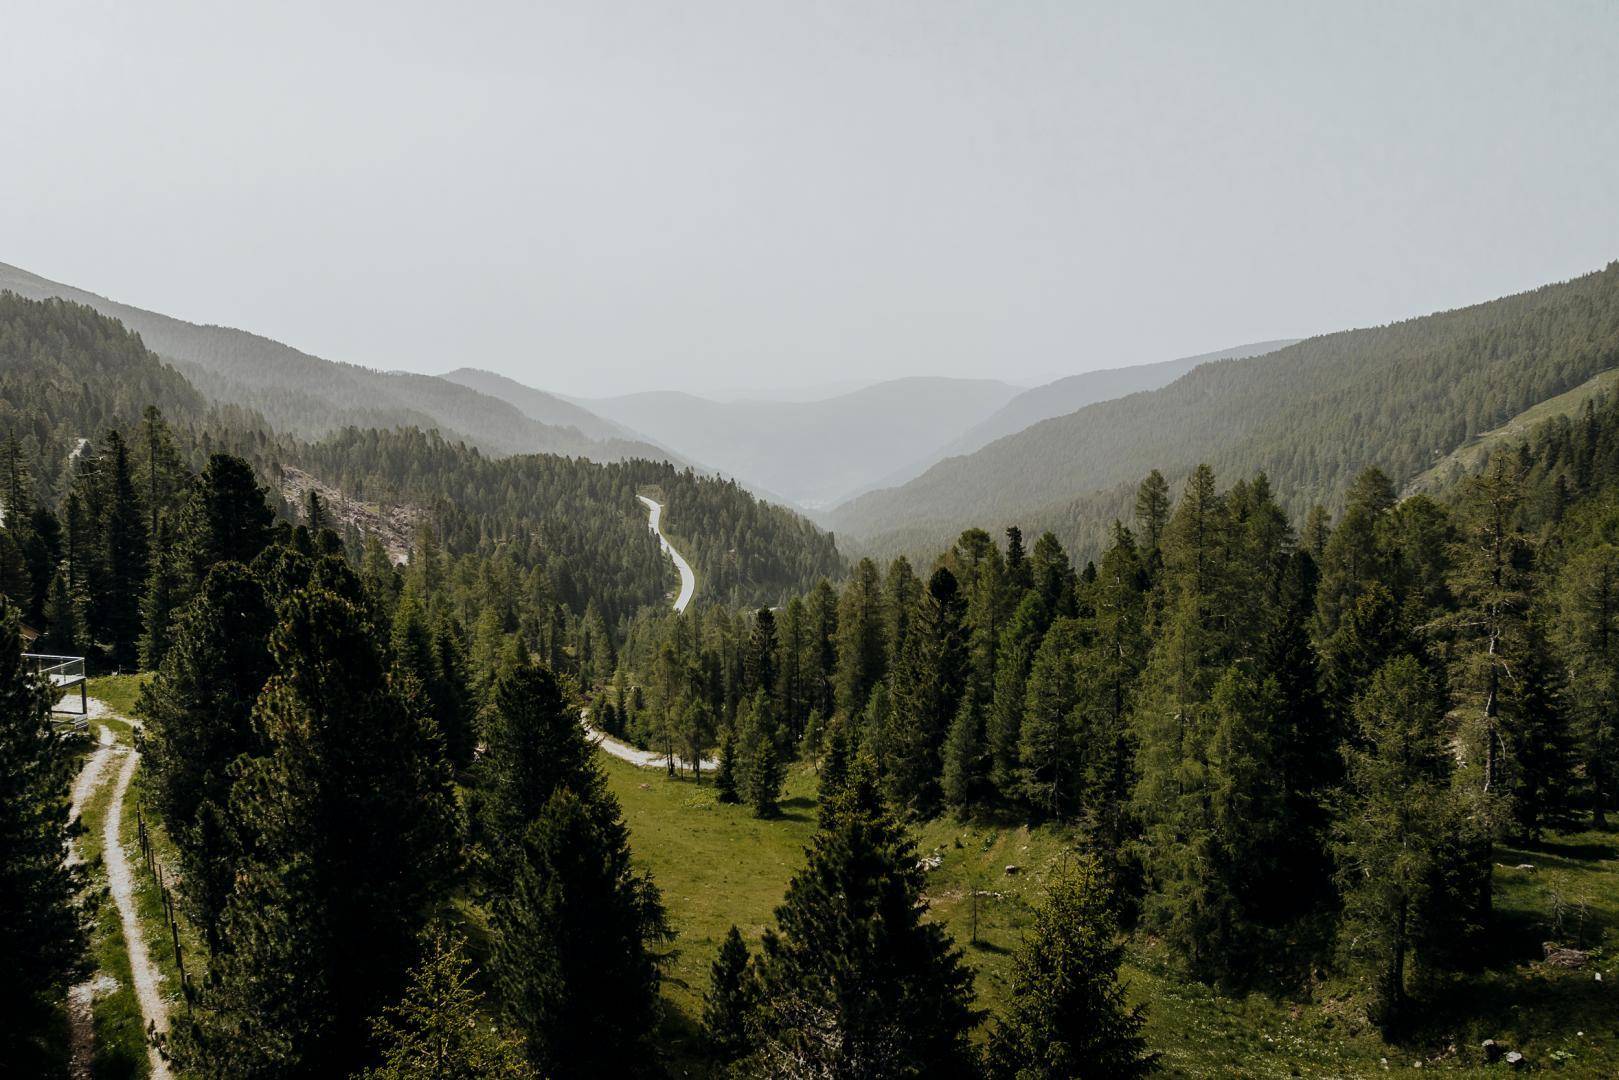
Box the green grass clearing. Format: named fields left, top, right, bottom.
left=605, top=749, right=1619, bottom=1077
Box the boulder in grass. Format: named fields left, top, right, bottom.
left=1504, top=1050, right=1525, bottom=1068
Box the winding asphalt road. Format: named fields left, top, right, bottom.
left=638, top=494, right=695, bottom=613
left=581, top=495, right=717, bottom=772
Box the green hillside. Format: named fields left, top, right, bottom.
left=833, top=261, right=1619, bottom=559
left=0, top=262, right=669, bottom=464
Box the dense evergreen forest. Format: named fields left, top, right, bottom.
left=833, top=261, right=1619, bottom=561
left=7, top=282, right=1619, bottom=1077
left=0, top=292, right=842, bottom=654
left=594, top=382, right=1619, bottom=1067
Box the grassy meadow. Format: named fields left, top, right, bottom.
left=604, top=755, right=1619, bottom=1078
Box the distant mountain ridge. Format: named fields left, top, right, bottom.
left=0, top=261, right=672, bottom=464
left=945, top=340, right=1298, bottom=460
left=581, top=376, right=1025, bottom=509
left=849, top=340, right=1301, bottom=498
left=831, top=262, right=1619, bottom=559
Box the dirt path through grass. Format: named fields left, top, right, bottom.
left=65, top=722, right=118, bottom=1079
left=99, top=710, right=172, bottom=1079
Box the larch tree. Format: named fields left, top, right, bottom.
left=361, top=926, right=534, bottom=1080
left=1332, top=656, right=1458, bottom=1033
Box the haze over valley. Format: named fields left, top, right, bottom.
left=5, top=5, right=1619, bottom=1079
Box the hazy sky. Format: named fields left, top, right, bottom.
left=5, top=2, right=1618, bottom=398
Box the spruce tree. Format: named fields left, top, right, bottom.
left=985, top=855, right=1154, bottom=1080
left=361, top=926, right=534, bottom=1080
left=490, top=788, right=670, bottom=1079
left=703, top=925, right=755, bottom=1061
left=752, top=761, right=980, bottom=1078
left=476, top=661, right=603, bottom=857
left=0, top=605, right=90, bottom=1066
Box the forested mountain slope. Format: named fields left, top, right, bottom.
left=0, top=294, right=843, bottom=626
left=582, top=376, right=1023, bottom=509
left=832, top=262, right=1619, bottom=557
left=938, top=339, right=1297, bottom=462
left=0, top=262, right=672, bottom=463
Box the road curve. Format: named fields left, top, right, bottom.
left=638, top=495, right=695, bottom=613
left=582, top=497, right=708, bottom=772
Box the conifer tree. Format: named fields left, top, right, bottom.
left=173, top=585, right=459, bottom=1077
left=703, top=925, right=755, bottom=1062
left=988, top=592, right=1044, bottom=795
left=716, top=728, right=741, bottom=804
left=477, top=661, right=601, bottom=856
left=884, top=567, right=967, bottom=814
left=0, top=605, right=90, bottom=1065
left=1553, top=541, right=1619, bottom=825
left=817, top=717, right=853, bottom=827
left=941, top=687, right=987, bottom=813
left=1030, top=531, right=1077, bottom=621
left=680, top=696, right=716, bottom=780
left=985, top=855, right=1154, bottom=1080
left=1312, top=467, right=1396, bottom=642
left=882, top=555, right=923, bottom=680
left=835, top=558, right=887, bottom=715
left=1018, top=619, right=1083, bottom=817
left=138, top=562, right=275, bottom=949
left=808, top=579, right=840, bottom=717
left=490, top=788, right=670, bottom=1079
left=1134, top=469, right=1171, bottom=558
left=1072, top=524, right=1149, bottom=847
left=752, top=761, right=980, bottom=1078
left=139, top=522, right=183, bottom=670
left=177, top=453, right=275, bottom=594
left=1005, top=525, right=1032, bottom=593
left=97, top=429, right=150, bottom=668
left=746, top=606, right=780, bottom=701
left=740, top=691, right=785, bottom=817
left=1332, top=656, right=1459, bottom=1032
left=41, top=565, right=82, bottom=656
left=1433, top=456, right=1532, bottom=900
left=361, top=926, right=534, bottom=1080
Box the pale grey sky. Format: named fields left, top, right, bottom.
left=4, top=1, right=1617, bottom=398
